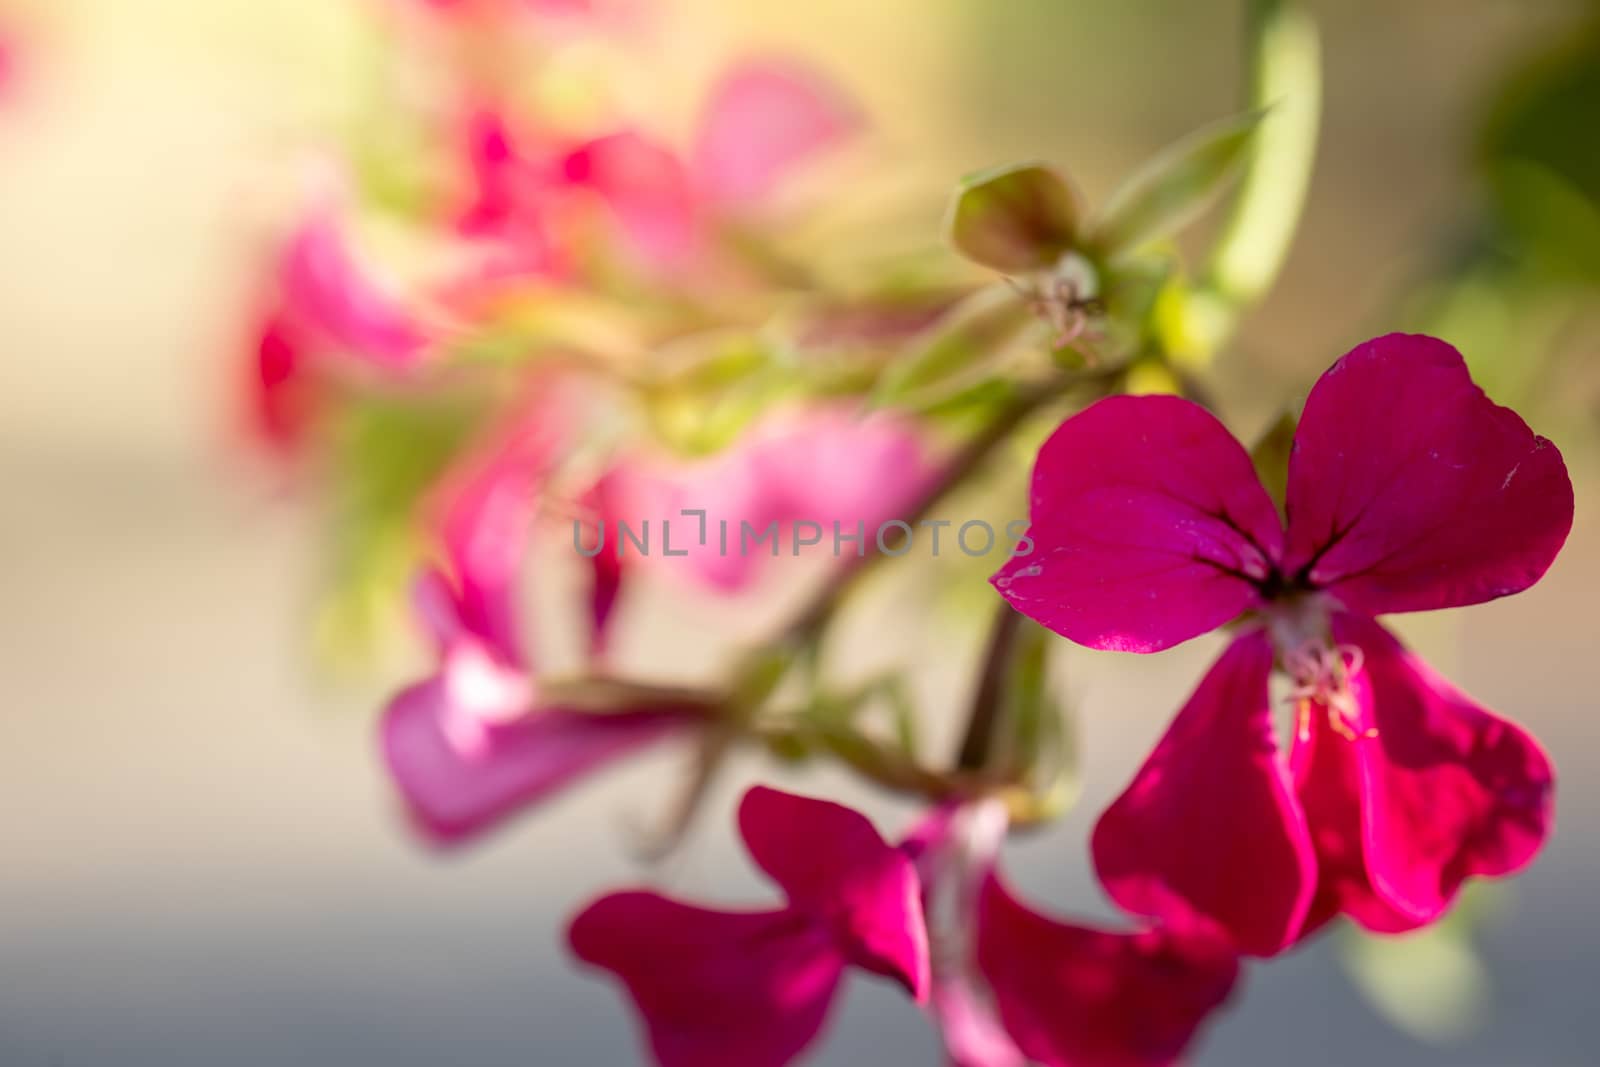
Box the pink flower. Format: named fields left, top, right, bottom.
left=582, top=406, right=937, bottom=632
left=561, top=58, right=860, bottom=272
left=993, top=333, right=1573, bottom=955
left=567, top=786, right=929, bottom=1067
left=244, top=207, right=431, bottom=451
left=908, top=802, right=1240, bottom=1067
left=380, top=383, right=696, bottom=844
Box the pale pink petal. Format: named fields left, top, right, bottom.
left=738, top=786, right=930, bottom=1001
left=563, top=131, right=701, bottom=269
left=380, top=678, right=688, bottom=844
left=993, top=395, right=1282, bottom=653
left=1282, top=333, right=1573, bottom=615
left=935, top=980, right=1026, bottom=1067
left=279, top=210, right=427, bottom=369
left=692, top=59, right=860, bottom=208
left=977, top=873, right=1240, bottom=1067
left=1332, top=614, right=1555, bottom=925
left=1092, top=631, right=1315, bottom=956
left=568, top=894, right=845, bottom=1067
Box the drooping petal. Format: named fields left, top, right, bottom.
left=738, top=786, right=930, bottom=1001
left=1282, top=333, right=1573, bottom=615
left=692, top=59, right=860, bottom=208
left=380, top=678, right=687, bottom=844
left=992, top=394, right=1283, bottom=653
left=1288, top=656, right=1421, bottom=939
left=1331, top=614, right=1555, bottom=926
left=1092, top=631, right=1316, bottom=955
left=563, top=131, right=700, bottom=269
left=977, top=873, right=1240, bottom=1067
left=568, top=893, right=845, bottom=1067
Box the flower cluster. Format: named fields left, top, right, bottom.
left=237, top=2, right=1578, bottom=1065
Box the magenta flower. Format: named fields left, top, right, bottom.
left=992, top=334, right=1572, bottom=955
left=908, top=802, right=1240, bottom=1067
left=380, top=385, right=695, bottom=844
left=567, top=786, right=929, bottom=1067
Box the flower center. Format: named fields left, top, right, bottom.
left=1283, top=640, right=1373, bottom=743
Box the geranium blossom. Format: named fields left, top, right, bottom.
left=380, top=384, right=697, bottom=844
left=992, top=333, right=1573, bottom=955
left=568, top=786, right=929, bottom=1067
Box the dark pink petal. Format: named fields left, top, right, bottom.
left=1092, top=631, right=1315, bottom=956
left=380, top=678, right=687, bottom=844
left=977, top=873, right=1240, bottom=1067
left=992, top=394, right=1282, bottom=653
left=1288, top=677, right=1419, bottom=940
left=563, top=131, right=701, bottom=269
left=279, top=210, right=427, bottom=369
left=738, top=786, right=930, bottom=1001
left=568, top=894, right=844, bottom=1067
left=1283, top=333, right=1573, bottom=615
left=247, top=313, right=314, bottom=452
left=692, top=59, right=860, bottom=208
left=1330, top=614, right=1555, bottom=925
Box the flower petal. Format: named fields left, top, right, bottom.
left=977, top=873, right=1240, bottom=1067
left=1287, top=662, right=1421, bottom=939
left=279, top=209, right=427, bottom=368
left=563, top=131, right=700, bottom=269
left=1092, top=631, right=1315, bottom=955
left=1282, top=333, right=1573, bottom=615
left=692, top=59, right=859, bottom=207
left=993, top=394, right=1282, bottom=653
left=427, top=389, right=574, bottom=661
left=379, top=678, right=687, bottom=844
left=568, top=893, right=845, bottom=1067
left=738, top=786, right=930, bottom=1001
left=1332, top=614, right=1555, bottom=925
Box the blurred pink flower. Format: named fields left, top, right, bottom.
left=994, top=333, right=1573, bottom=955
left=380, top=382, right=697, bottom=844
left=245, top=208, right=431, bottom=451
left=568, top=786, right=929, bottom=1067
left=906, top=802, right=1239, bottom=1067
left=562, top=58, right=860, bottom=272
left=574, top=406, right=936, bottom=654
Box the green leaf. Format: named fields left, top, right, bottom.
left=945, top=163, right=1082, bottom=272
left=1089, top=111, right=1265, bottom=261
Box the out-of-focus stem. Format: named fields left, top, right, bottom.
left=954, top=601, right=1024, bottom=771
left=1205, top=0, right=1322, bottom=307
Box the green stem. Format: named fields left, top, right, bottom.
left=1205, top=0, right=1322, bottom=306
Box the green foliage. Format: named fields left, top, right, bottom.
left=1087, top=111, right=1264, bottom=262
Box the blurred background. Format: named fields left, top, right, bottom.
left=2, top=0, right=1597, bottom=1064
